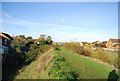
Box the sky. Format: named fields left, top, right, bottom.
left=1, top=2, right=118, bottom=42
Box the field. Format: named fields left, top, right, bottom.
left=2, top=2, right=119, bottom=81
left=15, top=46, right=119, bottom=80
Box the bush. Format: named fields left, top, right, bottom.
left=39, top=40, right=49, bottom=46
left=9, top=39, right=52, bottom=65
left=63, top=43, right=118, bottom=68
left=91, top=49, right=118, bottom=66
left=25, top=44, right=52, bottom=64
left=63, top=43, right=91, bottom=57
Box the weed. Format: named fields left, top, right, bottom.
left=51, top=50, right=78, bottom=79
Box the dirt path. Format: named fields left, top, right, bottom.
left=82, top=55, right=118, bottom=71
left=34, top=48, right=54, bottom=73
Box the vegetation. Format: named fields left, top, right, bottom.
left=63, top=42, right=91, bottom=56
left=63, top=43, right=118, bottom=68
left=2, top=34, right=53, bottom=80
left=26, top=36, right=32, bottom=40
left=15, top=46, right=118, bottom=80
left=50, top=48, right=78, bottom=79
left=58, top=47, right=117, bottom=79
left=10, top=34, right=53, bottom=64
left=2, top=35, right=119, bottom=80
left=19, top=35, right=26, bottom=39
left=25, top=44, right=52, bottom=64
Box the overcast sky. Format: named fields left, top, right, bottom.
left=1, top=2, right=118, bottom=42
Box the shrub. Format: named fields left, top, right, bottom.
left=63, top=43, right=91, bottom=56
left=63, top=43, right=118, bottom=68
left=25, top=44, right=52, bottom=64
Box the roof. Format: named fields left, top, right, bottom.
left=0, top=32, right=13, bottom=40
left=109, top=39, right=120, bottom=43
left=113, top=44, right=120, bottom=47
left=81, top=42, right=89, bottom=44
left=102, top=41, right=107, bottom=43
left=91, top=40, right=100, bottom=44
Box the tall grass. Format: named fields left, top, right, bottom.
left=89, top=48, right=118, bottom=67
left=63, top=43, right=91, bottom=57
left=63, top=43, right=118, bottom=68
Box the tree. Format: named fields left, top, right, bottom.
left=26, top=36, right=32, bottom=40
left=19, top=35, right=25, bottom=39
left=46, top=36, right=53, bottom=45
left=39, top=40, right=49, bottom=46
left=47, top=36, right=52, bottom=40
left=39, top=34, right=46, bottom=40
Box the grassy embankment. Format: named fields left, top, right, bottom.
left=63, top=43, right=119, bottom=68
left=15, top=46, right=118, bottom=79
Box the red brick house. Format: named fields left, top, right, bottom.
left=101, top=41, right=107, bottom=48
left=106, top=39, right=120, bottom=49
left=91, top=40, right=101, bottom=45
left=91, top=40, right=101, bottom=47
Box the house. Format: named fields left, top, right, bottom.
left=91, top=40, right=101, bottom=45
left=0, top=32, right=13, bottom=54
left=106, top=39, right=120, bottom=49
left=91, top=40, right=101, bottom=47
left=101, top=41, right=107, bottom=48
left=79, top=42, right=89, bottom=46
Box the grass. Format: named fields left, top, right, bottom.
left=49, top=49, right=78, bottom=79
left=89, top=48, right=118, bottom=67
left=63, top=43, right=118, bottom=68
left=15, top=50, right=53, bottom=79
left=58, top=47, right=118, bottom=79
left=14, top=46, right=119, bottom=80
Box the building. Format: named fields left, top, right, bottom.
left=91, top=40, right=101, bottom=47
left=79, top=42, right=90, bottom=46
left=101, top=41, right=107, bottom=48
left=0, top=32, right=13, bottom=54
left=91, top=40, right=101, bottom=45
left=106, top=39, right=120, bottom=49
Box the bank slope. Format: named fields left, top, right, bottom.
left=15, top=47, right=118, bottom=80
left=56, top=47, right=118, bottom=79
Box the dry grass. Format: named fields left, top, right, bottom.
left=84, top=47, right=118, bottom=68
left=15, top=48, right=53, bottom=79
left=34, top=52, right=53, bottom=73
left=63, top=43, right=118, bottom=68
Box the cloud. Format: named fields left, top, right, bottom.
left=3, top=18, right=61, bottom=29
left=2, top=11, right=116, bottom=42
left=2, top=12, right=88, bottom=32
left=3, top=16, right=114, bottom=42
left=2, top=11, right=13, bottom=18
left=3, top=16, right=87, bottom=32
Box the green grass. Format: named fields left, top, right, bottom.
left=49, top=49, right=78, bottom=79
left=57, top=47, right=118, bottom=79
left=14, top=46, right=118, bottom=80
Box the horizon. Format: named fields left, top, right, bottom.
left=1, top=2, right=118, bottom=42
left=2, top=32, right=118, bottom=43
